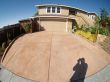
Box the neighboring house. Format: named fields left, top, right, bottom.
left=20, top=4, right=96, bottom=32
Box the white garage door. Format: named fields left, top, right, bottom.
left=40, top=19, right=66, bottom=32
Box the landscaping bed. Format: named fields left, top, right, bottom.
left=75, top=30, right=97, bottom=42
left=73, top=25, right=109, bottom=42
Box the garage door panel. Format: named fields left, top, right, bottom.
left=40, top=19, right=66, bottom=32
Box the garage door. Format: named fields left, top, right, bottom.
left=40, top=19, right=66, bottom=32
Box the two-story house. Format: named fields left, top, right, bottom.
left=20, top=4, right=96, bottom=32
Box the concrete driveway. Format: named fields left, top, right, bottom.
left=1, top=32, right=110, bottom=82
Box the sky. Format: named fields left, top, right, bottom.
left=0, top=0, right=110, bottom=28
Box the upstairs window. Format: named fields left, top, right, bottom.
left=46, top=7, right=61, bottom=14
left=52, top=7, right=56, bottom=13
left=57, top=7, right=60, bottom=13
left=47, top=7, right=51, bottom=13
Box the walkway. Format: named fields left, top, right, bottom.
left=1, top=64, right=110, bottom=82
left=1, top=32, right=110, bottom=82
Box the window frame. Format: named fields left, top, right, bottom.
left=46, top=6, right=61, bottom=14
left=52, top=7, right=56, bottom=13
left=47, top=7, right=51, bottom=13
left=56, top=7, right=61, bottom=13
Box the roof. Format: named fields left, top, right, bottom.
left=30, top=15, right=75, bottom=20
left=36, top=4, right=97, bottom=15
left=19, top=18, right=32, bottom=22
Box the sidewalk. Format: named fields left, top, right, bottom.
left=0, top=64, right=110, bottom=82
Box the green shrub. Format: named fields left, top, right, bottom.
left=99, top=28, right=109, bottom=36
left=75, top=25, right=109, bottom=36
left=24, top=24, right=32, bottom=33
left=88, top=26, right=97, bottom=34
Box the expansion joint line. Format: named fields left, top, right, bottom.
left=47, top=32, right=53, bottom=82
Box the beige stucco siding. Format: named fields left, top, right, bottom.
left=40, top=19, right=66, bottom=32
left=60, top=7, right=69, bottom=15
left=76, top=11, right=95, bottom=26
left=68, top=20, right=72, bottom=32
left=38, top=7, right=46, bottom=15
left=38, top=7, right=69, bottom=15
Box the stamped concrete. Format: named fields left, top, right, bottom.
left=1, top=32, right=110, bottom=82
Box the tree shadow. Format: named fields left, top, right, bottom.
left=70, top=58, right=88, bottom=82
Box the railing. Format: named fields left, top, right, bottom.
left=0, top=23, right=25, bottom=46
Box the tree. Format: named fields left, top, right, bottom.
left=106, top=16, right=110, bottom=24
left=100, top=8, right=109, bottom=27
left=100, top=8, right=108, bottom=21
left=24, top=24, right=32, bottom=33
left=106, top=16, right=110, bottom=31
left=34, top=12, right=39, bottom=16
left=94, top=16, right=100, bottom=27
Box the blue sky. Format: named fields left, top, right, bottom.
left=0, top=0, right=110, bottom=28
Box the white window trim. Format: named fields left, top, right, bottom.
left=46, top=7, right=51, bottom=13
left=46, top=6, right=61, bottom=14
left=52, top=7, right=56, bottom=13
left=56, top=7, right=61, bottom=14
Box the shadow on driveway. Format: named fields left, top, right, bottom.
left=70, top=58, right=88, bottom=82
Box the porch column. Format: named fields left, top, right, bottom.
left=30, top=19, right=33, bottom=32
left=66, top=19, right=68, bottom=32
left=39, top=17, right=40, bottom=31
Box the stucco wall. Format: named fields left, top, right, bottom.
left=67, top=20, right=72, bottom=32
left=76, top=11, right=95, bottom=26
left=61, top=7, right=69, bottom=15
left=38, top=7, right=46, bottom=15
left=75, top=16, right=87, bottom=27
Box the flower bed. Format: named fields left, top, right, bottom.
left=75, top=30, right=97, bottom=42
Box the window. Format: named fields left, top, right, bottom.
left=47, top=7, right=51, bottom=13
left=46, top=7, right=61, bottom=14
left=57, top=7, right=60, bottom=13
left=52, top=7, right=56, bottom=13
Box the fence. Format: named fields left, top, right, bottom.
left=0, top=23, right=25, bottom=47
